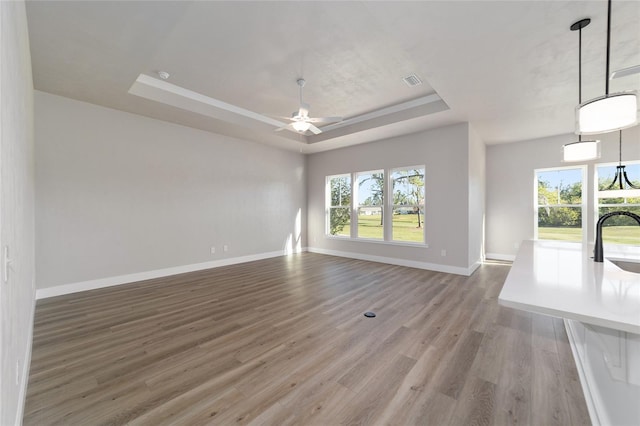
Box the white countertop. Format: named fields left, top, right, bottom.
left=499, top=240, right=640, bottom=334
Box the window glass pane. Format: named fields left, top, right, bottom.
left=392, top=207, right=424, bottom=243
left=537, top=207, right=582, bottom=241
left=327, top=175, right=351, bottom=236
left=536, top=168, right=582, bottom=242
left=391, top=168, right=425, bottom=242
left=598, top=206, right=640, bottom=245
left=357, top=171, right=384, bottom=239
left=329, top=208, right=351, bottom=237
left=329, top=175, right=351, bottom=207
left=537, top=169, right=582, bottom=205
left=357, top=207, right=383, bottom=239
left=597, top=162, right=640, bottom=245
left=598, top=163, right=640, bottom=191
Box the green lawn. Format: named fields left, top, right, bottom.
left=539, top=226, right=640, bottom=245
left=357, top=214, right=424, bottom=242
left=338, top=219, right=639, bottom=246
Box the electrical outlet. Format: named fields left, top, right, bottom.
left=223, top=245, right=228, bottom=252
left=210, top=246, right=216, bottom=254
left=441, top=249, right=446, bottom=257
left=514, top=242, right=520, bottom=249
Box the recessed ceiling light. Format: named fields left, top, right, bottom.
left=402, top=74, right=422, bottom=87
left=157, top=71, right=170, bottom=80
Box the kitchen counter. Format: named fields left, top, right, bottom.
left=499, top=240, right=640, bottom=334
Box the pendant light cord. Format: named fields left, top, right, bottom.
left=618, top=131, right=622, bottom=166
left=579, top=26, right=582, bottom=105
left=578, top=25, right=583, bottom=142
left=605, top=0, right=611, bottom=95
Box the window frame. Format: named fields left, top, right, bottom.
left=534, top=165, right=587, bottom=244
left=595, top=160, right=640, bottom=246
left=325, top=173, right=352, bottom=238
left=324, top=165, right=427, bottom=247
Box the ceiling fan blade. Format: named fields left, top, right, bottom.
left=308, top=124, right=322, bottom=135
left=275, top=124, right=293, bottom=132
left=611, top=65, right=640, bottom=79
left=307, top=116, right=343, bottom=124
left=266, top=114, right=297, bottom=121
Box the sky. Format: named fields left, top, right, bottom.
left=537, top=162, right=640, bottom=189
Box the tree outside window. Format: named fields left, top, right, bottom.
left=327, top=174, right=351, bottom=237
left=536, top=168, right=584, bottom=242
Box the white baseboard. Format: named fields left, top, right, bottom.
left=564, top=319, right=600, bottom=426
left=485, top=252, right=516, bottom=262
left=308, top=247, right=479, bottom=276
left=36, top=246, right=480, bottom=299
left=36, top=249, right=303, bottom=300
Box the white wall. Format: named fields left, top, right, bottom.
left=0, top=0, right=36, bottom=424
left=35, top=91, right=306, bottom=292
left=486, top=127, right=640, bottom=259
left=307, top=122, right=484, bottom=275
left=468, top=125, right=485, bottom=266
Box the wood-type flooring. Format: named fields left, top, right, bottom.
left=24, top=253, right=590, bottom=425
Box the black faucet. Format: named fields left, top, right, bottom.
left=594, top=211, right=640, bottom=262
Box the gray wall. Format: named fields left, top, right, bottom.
left=35, top=91, right=306, bottom=290
left=485, top=126, right=640, bottom=259
left=307, top=122, right=484, bottom=274
left=0, top=0, right=36, bottom=424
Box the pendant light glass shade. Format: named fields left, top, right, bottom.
left=576, top=92, right=638, bottom=134
left=563, top=140, right=600, bottom=162
left=292, top=121, right=311, bottom=132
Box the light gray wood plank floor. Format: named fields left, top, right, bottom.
left=24, top=253, right=590, bottom=425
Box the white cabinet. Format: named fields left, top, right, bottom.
left=566, top=319, right=640, bottom=426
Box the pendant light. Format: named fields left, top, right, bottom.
left=576, top=0, right=638, bottom=135
left=564, top=18, right=600, bottom=162
left=605, top=130, right=639, bottom=190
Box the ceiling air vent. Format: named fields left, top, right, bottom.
left=402, top=74, right=423, bottom=87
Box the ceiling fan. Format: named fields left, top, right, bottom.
left=275, top=79, right=342, bottom=135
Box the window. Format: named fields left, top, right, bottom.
left=327, top=174, right=351, bottom=237
left=391, top=167, right=425, bottom=243
left=325, top=165, right=426, bottom=245
left=596, top=161, right=640, bottom=245
left=356, top=170, right=384, bottom=240
left=535, top=167, right=585, bottom=242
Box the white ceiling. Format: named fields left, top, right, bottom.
left=25, top=1, right=640, bottom=153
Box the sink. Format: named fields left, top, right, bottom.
left=608, top=258, right=640, bottom=274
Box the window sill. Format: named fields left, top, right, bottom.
left=324, top=235, right=428, bottom=249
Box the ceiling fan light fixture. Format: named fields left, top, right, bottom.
left=563, top=140, right=600, bottom=162
left=576, top=92, right=638, bottom=134
left=292, top=121, right=311, bottom=132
